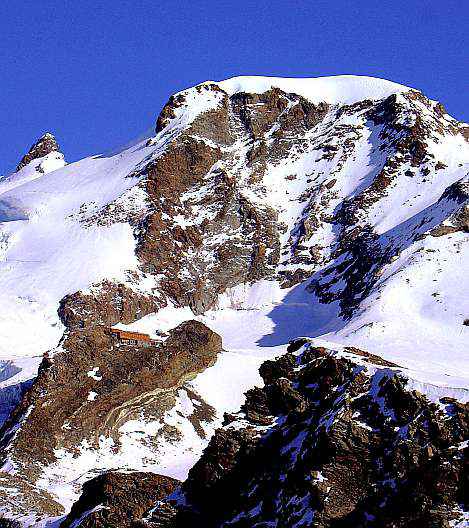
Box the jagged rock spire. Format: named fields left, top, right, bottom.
left=16, top=132, right=60, bottom=171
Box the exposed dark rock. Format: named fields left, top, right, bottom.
left=124, top=83, right=333, bottom=311
left=60, top=471, right=179, bottom=528
left=0, top=321, right=221, bottom=514
left=58, top=280, right=164, bottom=329
left=161, top=344, right=469, bottom=527
left=258, top=353, right=297, bottom=384
left=230, top=88, right=328, bottom=144
left=460, top=126, right=469, bottom=141
left=441, top=179, right=469, bottom=203
left=16, top=132, right=60, bottom=171
left=135, top=93, right=292, bottom=313
left=311, top=224, right=387, bottom=318
left=370, top=92, right=428, bottom=166
left=429, top=181, right=468, bottom=237
left=60, top=472, right=179, bottom=528
left=343, top=346, right=400, bottom=367
left=0, top=517, right=21, bottom=528
left=435, top=161, right=448, bottom=170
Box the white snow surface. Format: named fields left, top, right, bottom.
left=215, top=75, right=411, bottom=105
left=0, top=139, right=160, bottom=381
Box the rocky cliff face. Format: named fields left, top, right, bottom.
left=170, top=342, right=468, bottom=527
left=116, top=85, right=329, bottom=312
left=0, top=76, right=467, bottom=525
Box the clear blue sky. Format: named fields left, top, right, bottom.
left=1, top=0, right=467, bottom=175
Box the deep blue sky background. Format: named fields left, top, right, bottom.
left=1, top=0, right=467, bottom=175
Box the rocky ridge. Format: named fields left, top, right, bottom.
left=0, top=321, right=221, bottom=521
left=60, top=472, right=179, bottom=528
left=155, top=342, right=468, bottom=527
left=61, top=341, right=469, bottom=527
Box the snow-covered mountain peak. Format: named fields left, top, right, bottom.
left=15, top=132, right=62, bottom=172
left=153, top=75, right=418, bottom=144
left=0, top=75, right=467, bottom=525
left=214, top=74, right=413, bottom=105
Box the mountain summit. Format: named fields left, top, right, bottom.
left=16, top=132, right=61, bottom=171
left=0, top=76, right=467, bottom=526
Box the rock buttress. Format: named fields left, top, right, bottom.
left=158, top=344, right=469, bottom=527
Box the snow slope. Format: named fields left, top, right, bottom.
left=0, top=141, right=163, bottom=381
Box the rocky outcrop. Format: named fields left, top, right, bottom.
left=310, top=173, right=468, bottom=319
left=0, top=518, right=21, bottom=528
left=159, top=342, right=469, bottom=527
left=63, top=342, right=468, bottom=527
left=0, top=321, right=221, bottom=520
left=58, top=280, right=165, bottom=329
left=429, top=179, right=469, bottom=237
left=60, top=471, right=179, bottom=528
left=334, top=92, right=456, bottom=230
left=16, top=132, right=60, bottom=171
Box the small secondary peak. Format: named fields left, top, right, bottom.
left=16, top=132, right=61, bottom=172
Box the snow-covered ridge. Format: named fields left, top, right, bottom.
left=165, top=75, right=416, bottom=136
left=208, top=74, right=412, bottom=105
left=0, top=151, right=66, bottom=198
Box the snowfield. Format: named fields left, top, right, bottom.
left=0, top=139, right=162, bottom=400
